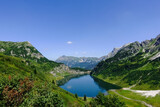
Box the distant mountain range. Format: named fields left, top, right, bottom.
left=56, top=44, right=131, bottom=70
left=56, top=56, right=101, bottom=70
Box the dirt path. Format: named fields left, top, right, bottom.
left=111, top=90, right=153, bottom=107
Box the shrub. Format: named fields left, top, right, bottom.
left=90, top=92, right=126, bottom=107
left=21, top=84, right=63, bottom=107
left=84, top=94, right=87, bottom=101
left=2, top=77, right=34, bottom=106
left=75, top=93, right=78, bottom=98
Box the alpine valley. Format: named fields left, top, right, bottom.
left=0, top=41, right=90, bottom=107
left=1, top=34, right=160, bottom=107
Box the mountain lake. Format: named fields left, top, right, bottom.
left=59, top=75, right=121, bottom=97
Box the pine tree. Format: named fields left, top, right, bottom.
left=75, top=93, right=78, bottom=98
left=84, top=94, right=87, bottom=101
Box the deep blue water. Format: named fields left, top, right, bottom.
left=60, top=75, right=121, bottom=97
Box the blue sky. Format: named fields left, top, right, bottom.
left=0, top=0, right=160, bottom=60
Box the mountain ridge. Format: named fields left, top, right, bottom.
left=0, top=41, right=47, bottom=63
left=91, top=34, right=160, bottom=90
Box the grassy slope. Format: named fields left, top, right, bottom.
left=92, top=51, right=160, bottom=106
left=0, top=41, right=60, bottom=73
left=92, top=36, right=160, bottom=90
left=114, top=90, right=160, bottom=107
left=92, top=52, right=160, bottom=90
left=0, top=54, right=85, bottom=106
left=108, top=91, right=145, bottom=107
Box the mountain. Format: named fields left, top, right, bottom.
left=0, top=41, right=48, bottom=63
left=0, top=41, right=89, bottom=106
left=0, top=41, right=88, bottom=77
left=0, top=41, right=62, bottom=73
left=91, top=34, right=160, bottom=90
left=56, top=55, right=100, bottom=70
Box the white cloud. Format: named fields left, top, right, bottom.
left=67, top=41, right=72, bottom=44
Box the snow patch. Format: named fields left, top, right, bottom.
left=132, top=90, right=160, bottom=97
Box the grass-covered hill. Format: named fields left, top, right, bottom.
left=92, top=34, right=160, bottom=90
left=0, top=41, right=59, bottom=72
left=0, top=54, right=86, bottom=106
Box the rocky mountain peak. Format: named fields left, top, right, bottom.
left=154, top=35, right=160, bottom=46
left=0, top=41, right=47, bottom=63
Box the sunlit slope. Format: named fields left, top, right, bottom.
left=92, top=35, right=160, bottom=90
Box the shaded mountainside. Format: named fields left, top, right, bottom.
left=92, top=34, right=160, bottom=90
left=56, top=55, right=100, bottom=70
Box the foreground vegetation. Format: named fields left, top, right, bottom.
left=90, top=92, right=126, bottom=107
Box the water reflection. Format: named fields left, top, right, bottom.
left=91, top=76, right=121, bottom=90
left=60, top=75, right=121, bottom=97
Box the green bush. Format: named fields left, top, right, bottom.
left=75, top=93, right=78, bottom=98
left=90, top=92, right=126, bottom=107
left=84, top=94, right=87, bottom=101
left=22, top=88, right=63, bottom=107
